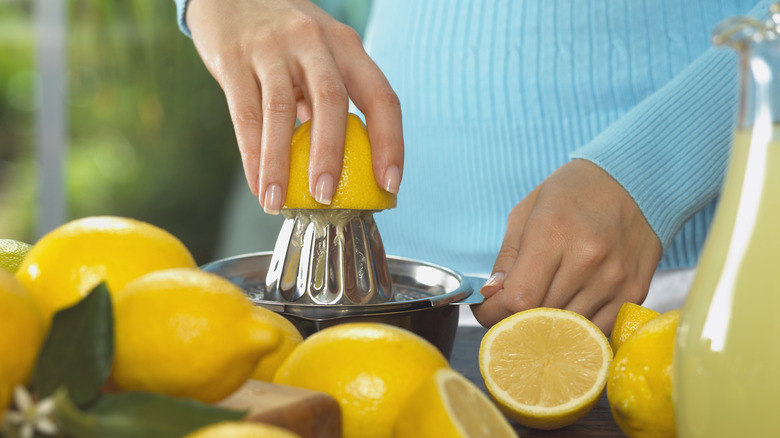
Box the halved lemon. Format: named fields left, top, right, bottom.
left=284, top=113, right=396, bottom=210
left=479, top=308, right=612, bottom=430
left=393, top=368, right=517, bottom=438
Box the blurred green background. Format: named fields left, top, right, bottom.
left=0, top=0, right=371, bottom=265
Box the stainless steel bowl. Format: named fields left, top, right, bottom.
left=201, top=252, right=482, bottom=358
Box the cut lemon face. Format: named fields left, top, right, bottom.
left=393, top=368, right=518, bottom=438
left=609, top=302, right=660, bottom=353
left=479, top=307, right=612, bottom=430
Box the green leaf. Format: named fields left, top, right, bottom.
left=54, top=389, right=98, bottom=438
left=64, top=391, right=245, bottom=438
left=33, top=283, right=114, bottom=406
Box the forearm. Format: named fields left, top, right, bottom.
left=571, top=0, right=771, bottom=252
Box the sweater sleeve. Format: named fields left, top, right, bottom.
left=174, top=0, right=192, bottom=38
left=570, top=0, right=771, bottom=252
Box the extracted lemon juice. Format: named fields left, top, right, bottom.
left=674, top=128, right=780, bottom=437
left=674, top=5, right=780, bottom=434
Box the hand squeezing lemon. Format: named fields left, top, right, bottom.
left=284, top=113, right=396, bottom=210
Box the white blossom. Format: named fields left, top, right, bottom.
left=2, top=386, right=58, bottom=438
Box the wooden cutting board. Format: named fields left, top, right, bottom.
left=218, top=379, right=341, bottom=438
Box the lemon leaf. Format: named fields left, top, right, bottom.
left=55, top=389, right=246, bottom=438
left=33, top=283, right=114, bottom=406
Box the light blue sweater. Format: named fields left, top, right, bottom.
left=176, top=0, right=770, bottom=276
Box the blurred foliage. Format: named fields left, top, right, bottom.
left=0, top=0, right=371, bottom=265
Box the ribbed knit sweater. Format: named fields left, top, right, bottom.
left=176, top=0, right=770, bottom=276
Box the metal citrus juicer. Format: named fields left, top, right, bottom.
left=264, top=208, right=394, bottom=305
left=201, top=117, right=482, bottom=358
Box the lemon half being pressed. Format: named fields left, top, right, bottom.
left=284, top=114, right=396, bottom=210
left=479, top=308, right=613, bottom=430
left=393, top=368, right=518, bottom=438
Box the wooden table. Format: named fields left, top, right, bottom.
left=449, top=326, right=624, bottom=437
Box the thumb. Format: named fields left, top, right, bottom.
left=481, top=186, right=541, bottom=298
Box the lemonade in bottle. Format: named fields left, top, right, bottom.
left=674, top=5, right=780, bottom=436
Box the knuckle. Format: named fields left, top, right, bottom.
left=264, top=94, right=296, bottom=115
left=315, top=80, right=348, bottom=105
left=577, top=236, right=610, bottom=267
left=332, top=23, right=362, bottom=46
left=231, top=107, right=263, bottom=128
left=372, top=85, right=401, bottom=107
left=503, top=288, right=537, bottom=314
left=286, top=14, right=324, bottom=39
left=601, top=261, right=629, bottom=289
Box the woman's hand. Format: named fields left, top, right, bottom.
left=473, top=160, right=663, bottom=334
left=186, top=0, right=403, bottom=213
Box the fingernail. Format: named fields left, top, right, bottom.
left=481, top=272, right=505, bottom=292
left=314, top=173, right=334, bottom=205
left=383, top=165, right=401, bottom=194
left=263, top=183, right=282, bottom=215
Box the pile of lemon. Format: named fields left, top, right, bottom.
left=0, top=217, right=514, bottom=438
left=475, top=301, right=681, bottom=438
left=0, top=217, right=299, bottom=413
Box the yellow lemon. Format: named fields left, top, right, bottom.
left=393, top=367, right=517, bottom=438
left=273, top=323, right=448, bottom=438
left=0, top=270, right=46, bottom=413
left=284, top=113, right=396, bottom=210
left=479, top=307, right=613, bottom=430
left=0, top=239, right=32, bottom=273
left=249, top=307, right=303, bottom=382
left=184, top=421, right=301, bottom=438
left=607, top=309, right=680, bottom=438
left=112, top=268, right=280, bottom=403
left=610, top=302, right=660, bottom=353
left=15, top=216, right=197, bottom=326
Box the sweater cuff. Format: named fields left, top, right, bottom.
left=569, top=47, right=738, bottom=252
left=174, top=0, right=192, bottom=38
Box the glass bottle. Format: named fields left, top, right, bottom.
left=674, top=3, right=780, bottom=437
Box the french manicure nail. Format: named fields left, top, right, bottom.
left=383, top=165, right=401, bottom=194
left=481, top=272, right=505, bottom=292
left=263, top=183, right=282, bottom=215
left=314, top=173, right=334, bottom=205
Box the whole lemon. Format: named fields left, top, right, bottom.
left=607, top=309, right=681, bottom=438
left=15, top=216, right=197, bottom=326
left=0, top=239, right=32, bottom=273
left=284, top=113, right=396, bottom=210
left=112, top=268, right=280, bottom=403
left=249, top=307, right=303, bottom=382
left=273, top=323, right=449, bottom=438
left=0, top=270, right=46, bottom=413
left=184, top=421, right=301, bottom=438
left=610, top=302, right=660, bottom=353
